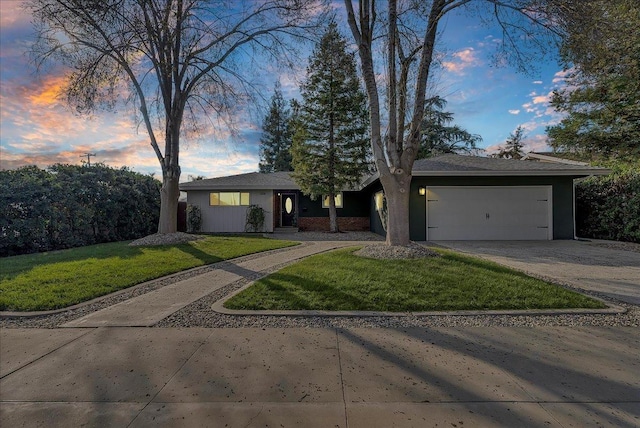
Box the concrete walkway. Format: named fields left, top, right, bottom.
left=435, top=240, right=640, bottom=305
left=62, top=241, right=360, bottom=327
left=1, top=326, right=638, bottom=427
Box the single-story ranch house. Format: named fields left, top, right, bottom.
left=179, top=154, right=609, bottom=240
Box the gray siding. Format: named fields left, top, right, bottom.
left=186, top=190, right=274, bottom=233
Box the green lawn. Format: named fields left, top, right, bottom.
left=0, top=236, right=297, bottom=311
left=224, top=247, right=606, bottom=311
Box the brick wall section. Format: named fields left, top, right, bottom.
left=298, top=217, right=370, bottom=232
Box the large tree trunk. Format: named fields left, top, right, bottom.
left=380, top=171, right=412, bottom=246
left=157, top=116, right=182, bottom=234
left=158, top=170, right=180, bottom=234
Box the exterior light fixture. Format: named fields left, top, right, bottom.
left=419, top=187, right=426, bottom=196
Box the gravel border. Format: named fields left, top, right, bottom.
left=156, top=266, right=639, bottom=328
left=2, top=236, right=638, bottom=329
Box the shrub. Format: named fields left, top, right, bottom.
left=245, top=204, right=266, bottom=232
left=576, top=165, right=639, bottom=243
left=186, top=204, right=202, bottom=233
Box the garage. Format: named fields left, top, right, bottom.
left=426, top=186, right=552, bottom=240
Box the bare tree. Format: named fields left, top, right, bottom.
left=29, top=0, right=325, bottom=233
left=344, top=0, right=561, bottom=245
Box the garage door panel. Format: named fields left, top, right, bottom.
left=427, top=186, right=551, bottom=240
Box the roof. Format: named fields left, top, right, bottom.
left=361, top=154, right=610, bottom=188
left=179, top=171, right=298, bottom=191
left=411, top=154, right=609, bottom=176
left=522, top=152, right=589, bottom=166
left=182, top=155, right=610, bottom=192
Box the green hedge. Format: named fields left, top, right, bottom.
left=576, top=166, right=639, bottom=243
left=0, top=164, right=161, bottom=256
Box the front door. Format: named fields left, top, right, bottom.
left=281, top=193, right=296, bottom=227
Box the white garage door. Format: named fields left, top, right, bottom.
left=426, top=186, right=552, bottom=240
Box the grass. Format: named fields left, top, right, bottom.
left=224, top=247, right=606, bottom=312
left=0, top=236, right=297, bottom=311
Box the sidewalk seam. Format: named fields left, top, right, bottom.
left=0, top=328, right=96, bottom=380
left=335, top=329, right=349, bottom=428
left=125, top=331, right=211, bottom=428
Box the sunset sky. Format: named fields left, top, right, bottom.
left=1, top=1, right=568, bottom=181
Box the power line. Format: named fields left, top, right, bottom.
left=81, top=153, right=96, bottom=166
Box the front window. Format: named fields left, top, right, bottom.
left=209, top=192, right=250, bottom=206
left=322, top=193, right=343, bottom=208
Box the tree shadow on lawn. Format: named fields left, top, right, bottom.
left=0, top=241, right=148, bottom=281
left=227, top=272, right=384, bottom=311
left=0, top=239, right=226, bottom=283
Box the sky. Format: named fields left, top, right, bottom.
left=1, top=1, right=568, bottom=181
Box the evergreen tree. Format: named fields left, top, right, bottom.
left=418, top=96, right=482, bottom=158
left=291, top=22, right=370, bottom=232
left=258, top=81, right=293, bottom=173
left=546, top=0, right=640, bottom=158
left=493, top=126, right=526, bottom=160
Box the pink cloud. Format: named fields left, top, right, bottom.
left=0, top=1, right=30, bottom=28
left=532, top=93, right=551, bottom=104
left=442, top=48, right=480, bottom=74
left=552, top=68, right=574, bottom=84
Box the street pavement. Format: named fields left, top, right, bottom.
left=1, top=326, right=639, bottom=427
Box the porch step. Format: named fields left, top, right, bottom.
left=274, top=227, right=299, bottom=233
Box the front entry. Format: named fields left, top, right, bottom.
left=280, top=193, right=296, bottom=227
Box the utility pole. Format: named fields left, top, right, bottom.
left=81, top=153, right=96, bottom=166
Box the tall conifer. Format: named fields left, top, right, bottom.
left=259, top=82, right=293, bottom=173
left=291, top=22, right=370, bottom=232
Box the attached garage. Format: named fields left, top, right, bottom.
left=426, top=186, right=552, bottom=240
left=366, top=154, right=610, bottom=241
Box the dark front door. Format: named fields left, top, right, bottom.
left=281, top=193, right=296, bottom=227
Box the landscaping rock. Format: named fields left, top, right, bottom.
left=128, top=232, right=205, bottom=246
left=354, top=243, right=439, bottom=259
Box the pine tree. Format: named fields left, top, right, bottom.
left=258, top=81, right=293, bottom=173
left=291, top=22, right=370, bottom=232
left=493, top=126, right=526, bottom=160
left=418, top=96, right=482, bottom=158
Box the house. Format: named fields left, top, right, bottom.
left=179, top=154, right=610, bottom=240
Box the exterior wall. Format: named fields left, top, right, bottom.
left=297, top=191, right=370, bottom=231
left=186, top=190, right=274, bottom=233
left=298, top=217, right=370, bottom=231
left=409, top=176, right=577, bottom=240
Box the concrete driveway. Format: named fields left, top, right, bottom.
left=434, top=240, right=640, bottom=305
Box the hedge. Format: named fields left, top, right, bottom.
left=576, top=166, right=639, bottom=243
left=0, top=164, right=161, bottom=256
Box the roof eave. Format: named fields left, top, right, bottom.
left=179, top=184, right=300, bottom=191
left=412, top=169, right=611, bottom=177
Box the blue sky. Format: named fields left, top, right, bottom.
left=0, top=1, right=567, bottom=180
